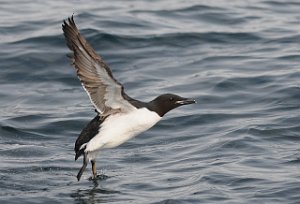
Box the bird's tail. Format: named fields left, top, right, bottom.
left=75, top=149, right=83, bottom=161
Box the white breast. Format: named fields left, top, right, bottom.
left=85, top=108, right=161, bottom=152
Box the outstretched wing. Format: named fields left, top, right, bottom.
left=62, top=16, right=135, bottom=116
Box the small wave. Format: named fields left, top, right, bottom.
left=247, top=126, right=300, bottom=142
left=9, top=35, right=65, bottom=50
left=68, top=30, right=264, bottom=50
left=1, top=125, right=48, bottom=141
left=266, top=34, right=300, bottom=44
left=0, top=143, right=49, bottom=158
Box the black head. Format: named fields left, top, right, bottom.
left=148, top=93, right=196, bottom=117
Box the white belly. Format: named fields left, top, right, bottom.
left=85, top=108, right=161, bottom=152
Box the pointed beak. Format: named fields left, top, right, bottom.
left=175, top=98, right=196, bottom=105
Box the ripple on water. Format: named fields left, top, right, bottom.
left=1, top=0, right=300, bottom=203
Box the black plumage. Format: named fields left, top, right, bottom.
left=74, top=115, right=102, bottom=160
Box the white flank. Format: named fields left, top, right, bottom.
left=85, top=108, right=161, bottom=159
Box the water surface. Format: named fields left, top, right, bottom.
left=1, top=0, right=300, bottom=203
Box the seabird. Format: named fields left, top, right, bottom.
left=62, top=16, right=196, bottom=181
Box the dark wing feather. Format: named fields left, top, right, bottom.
left=74, top=115, right=102, bottom=160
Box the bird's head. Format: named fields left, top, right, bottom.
left=149, top=93, right=196, bottom=117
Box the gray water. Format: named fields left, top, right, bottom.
left=1, top=0, right=300, bottom=203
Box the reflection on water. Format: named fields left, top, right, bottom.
left=71, top=175, right=121, bottom=204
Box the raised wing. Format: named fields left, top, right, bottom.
left=62, top=16, right=135, bottom=116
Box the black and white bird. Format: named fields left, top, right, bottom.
left=62, top=16, right=196, bottom=181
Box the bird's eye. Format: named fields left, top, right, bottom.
left=169, top=97, right=174, bottom=101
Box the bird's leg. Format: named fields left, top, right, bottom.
left=91, top=160, right=97, bottom=179
left=77, top=152, right=88, bottom=181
